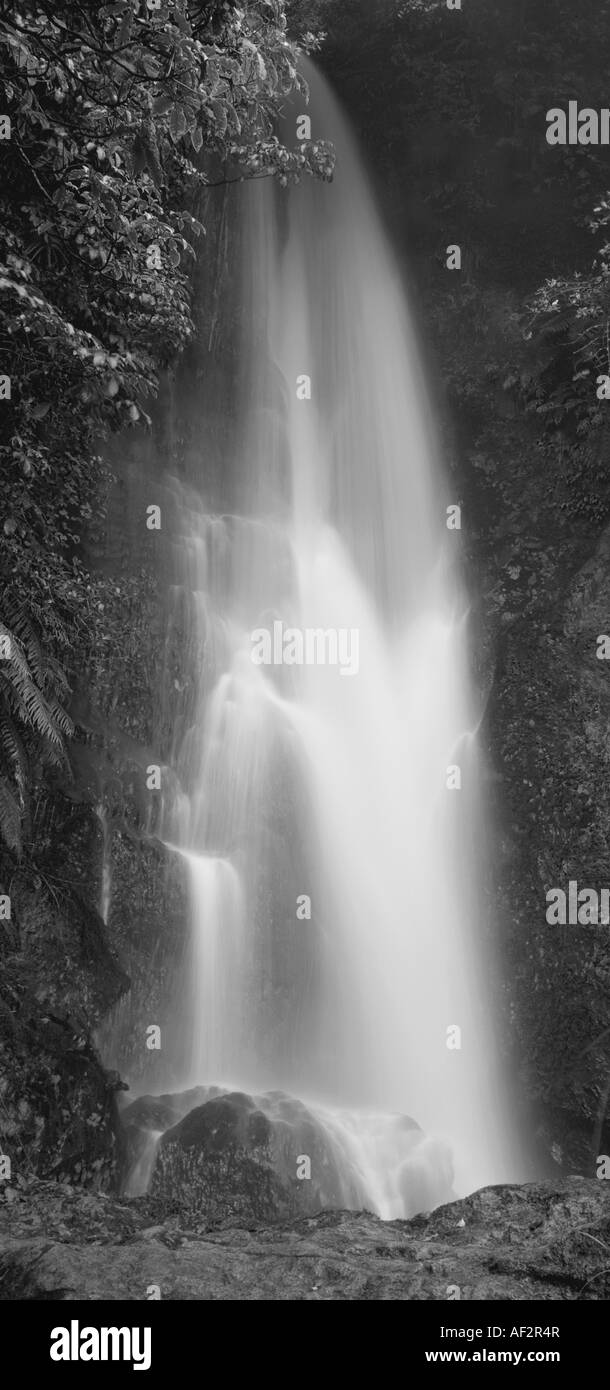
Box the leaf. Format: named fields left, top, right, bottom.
left=153, top=95, right=173, bottom=116
left=211, top=100, right=228, bottom=137
left=0, top=715, right=28, bottom=796
left=0, top=779, right=22, bottom=854
left=141, top=53, right=160, bottom=79
left=169, top=105, right=187, bottom=142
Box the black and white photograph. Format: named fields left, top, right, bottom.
left=0, top=0, right=609, bottom=1355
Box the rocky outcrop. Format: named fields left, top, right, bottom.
left=148, top=1089, right=365, bottom=1222
left=0, top=895, right=127, bottom=1188
left=119, top=1085, right=223, bottom=1190
left=120, top=1086, right=453, bottom=1223
left=487, top=521, right=610, bottom=1174
left=0, top=1177, right=608, bottom=1300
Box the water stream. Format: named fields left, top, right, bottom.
left=135, top=61, right=517, bottom=1213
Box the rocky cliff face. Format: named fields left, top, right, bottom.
left=487, top=521, right=610, bottom=1176
left=0, top=807, right=127, bottom=1187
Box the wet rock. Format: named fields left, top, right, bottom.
left=0, top=797, right=129, bottom=1189
left=487, top=519, right=610, bottom=1173
left=0, top=1177, right=608, bottom=1301
left=119, top=1085, right=226, bottom=1187
left=96, top=836, right=190, bottom=1088
left=121, top=1086, right=454, bottom=1220
left=149, top=1090, right=365, bottom=1222
left=0, top=964, right=123, bottom=1188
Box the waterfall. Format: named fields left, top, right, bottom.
left=156, top=61, right=517, bottom=1211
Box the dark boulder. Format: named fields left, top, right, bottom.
left=149, top=1089, right=366, bottom=1222
left=119, top=1085, right=226, bottom=1191
left=0, top=960, right=123, bottom=1188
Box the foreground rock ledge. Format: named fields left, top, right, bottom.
left=0, top=1178, right=608, bottom=1301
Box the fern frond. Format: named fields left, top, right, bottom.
left=7, top=608, right=47, bottom=688
left=46, top=699, right=74, bottom=738
left=0, top=611, right=73, bottom=851
left=0, top=667, right=64, bottom=749
left=0, top=623, right=32, bottom=686
left=0, top=777, right=22, bottom=856
left=0, top=715, right=28, bottom=797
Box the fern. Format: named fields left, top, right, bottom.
left=0, top=715, right=28, bottom=797
left=0, top=778, right=23, bottom=856
left=0, top=610, right=73, bottom=855
left=7, top=608, right=47, bottom=688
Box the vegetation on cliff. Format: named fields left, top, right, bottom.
left=0, top=0, right=329, bottom=1188
left=0, top=0, right=331, bottom=858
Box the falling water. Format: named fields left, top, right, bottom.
left=156, top=62, right=517, bottom=1211
left=96, top=802, right=112, bottom=925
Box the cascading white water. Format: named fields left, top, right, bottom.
left=159, top=61, right=518, bottom=1211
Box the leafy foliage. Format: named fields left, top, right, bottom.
left=522, top=199, right=610, bottom=450
left=0, top=0, right=331, bottom=854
